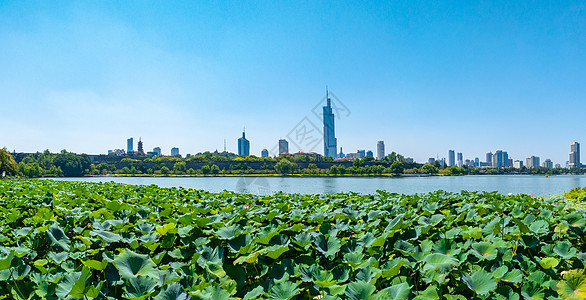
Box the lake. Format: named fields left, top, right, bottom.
left=47, top=175, right=586, bottom=196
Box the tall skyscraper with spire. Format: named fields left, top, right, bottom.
left=238, top=130, right=250, bottom=156
left=323, top=88, right=337, bottom=158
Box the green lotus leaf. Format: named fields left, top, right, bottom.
left=356, top=267, right=381, bottom=284
left=537, top=257, right=559, bottom=269
left=124, top=275, right=158, bottom=299
left=414, top=285, right=440, bottom=300
left=432, top=239, right=460, bottom=256
left=394, top=240, right=415, bottom=255
left=345, top=281, right=376, bottom=300
left=462, top=270, right=497, bottom=295
left=48, top=251, right=68, bottom=264
left=521, top=282, right=544, bottom=300
left=243, top=286, right=265, bottom=300
left=470, top=242, right=498, bottom=260
left=502, top=269, right=523, bottom=283
left=55, top=267, right=91, bottom=299
left=556, top=269, right=586, bottom=300
left=46, top=225, right=70, bottom=252
left=113, top=249, right=159, bottom=280
left=91, top=230, right=122, bottom=243
left=381, top=258, right=405, bottom=277
left=529, top=220, right=549, bottom=235
left=215, top=224, right=242, bottom=240
left=234, top=248, right=266, bottom=265
left=554, top=241, right=577, bottom=259
left=156, top=222, right=176, bottom=236
left=424, top=253, right=459, bottom=273
left=315, top=235, right=341, bottom=259
left=266, top=245, right=289, bottom=260
left=462, top=227, right=482, bottom=239
left=492, top=265, right=508, bottom=279
left=270, top=281, right=299, bottom=300
left=313, top=269, right=335, bottom=287
left=153, top=282, right=190, bottom=300
left=563, top=214, right=586, bottom=229
left=528, top=271, right=547, bottom=284
left=376, top=282, right=410, bottom=300
left=0, top=251, right=14, bottom=271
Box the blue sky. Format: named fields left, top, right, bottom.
left=1, top=1, right=585, bottom=165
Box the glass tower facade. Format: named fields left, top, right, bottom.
left=323, top=91, right=337, bottom=158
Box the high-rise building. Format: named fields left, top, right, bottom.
left=486, top=152, right=493, bottom=167
left=428, top=158, right=436, bottom=164
left=448, top=150, right=455, bottom=167
left=137, top=138, right=144, bottom=155
left=323, top=89, right=337, bottom=158
left=474, top=157, right=480, bottom=168
left=261, top=149, right=269, bottom=157
left=457, top=152, right=463, bottom=167
left=543, top=159, right=553, bottom=169
left=238, top=131, right=250, bottom=156
left=513, top=160, right=523, bottom=168
left=127, top=138, right=133, bottom=153
left=526, top=156, right=540, bottom=168
left=171, top=147, right=179, bottom=156
left=338, top=147, right=344, bottom=158
left=492, top=150, right=505, bottom=168
left=278, top=139, right=289, bottom=154
left=153, top=147, right=161, bottom=155
left=357, top=150, right=366, bottom=159
left=366, top=150, right=373, bottom=157
left=376, top=141, right=385, bottom=160
left=570, top=142, right=581, bottom=168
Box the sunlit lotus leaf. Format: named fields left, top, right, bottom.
left=376, top=282, right=410, bottom=300
left=215, top=224, right=242, bottom=240
left=123, top=275, right=158, bottom=299
left=554, top=241, right=577, bottom=259
left=113, top=249, right=158, bottom=280
left=462, top=270, right=497, bottom=295
left=153, top=282, right=190, bottom=300
left=270, top=281, right=299, bottom=300
left=537, top=257, right=559, bottom=269
left=556, top=269, right=586, bottom=300
left=470, top=242, right=498, bottom=260
left=46, top=225, right=70, bottom=252
left=345, top=281, right=376, bottom=300
left=521, top=282, right=544, bottom=300
left=315, top=235, right=341, bottom=259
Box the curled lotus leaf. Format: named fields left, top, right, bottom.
left=556, top=269, right=586, bottom=300
left=113, top=249, right=159, bottom=280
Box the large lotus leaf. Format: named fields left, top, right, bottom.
left=270, top=281, right=299, bottom=300
left=563, top=214, right=586, bottom=229
left=315, top=235, right=341, bottom=259
left=124, top=275, right=158, bottom=299
left=529, top=220, right=549, bottom=235
left=501, top=269, right=523, bottom=283
left=470, top=242, right=498, bottom=261
left=357, top=232, right=375, bottom=248
left=313, top=269, right=335, bottom=287
left=556, top=269, right=586, bottom=300
left=156, top=223, right=176, bottom=236
left=394, top=240, right=415, bottom=255
left=46, top=225, right=71, bottom=251
left=345, top=281, right=376, bottom=300
left=414, top=285, right=440, bottom=300
left=376, top=282, right=410, bottom=300
left=266, top=245, right=289, bottom=260
left=228, top=234, right=253, bottom=254
left=215, top=224, right=242, bottom=240
left=0, top=251, right=14, bottom=270
left=55, top=267, right=91, bottom=299
left=153, top=282, right=191, bottom=300
left=537, top=257, right=559, bottom=269
left=356, top=267, right=381, bottom=285
left=424, top=253, right=459, bottom=273
left=113, top=249, right=159, bottom=280
left=462, top=270, right=497, bottom=295
left=90, top=230, right=122, bottom=243
left=553, top=241, right=577, bottom=259
left=521, top=282, right=544, bottom=300
left=432, top=239, right=460, bottom=256
left=243, top=286, right=265, bottom=300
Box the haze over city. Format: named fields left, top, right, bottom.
left=1, top=1, right=585, bottom=164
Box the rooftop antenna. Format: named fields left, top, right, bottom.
left=326, top=86, right=331, bottom=107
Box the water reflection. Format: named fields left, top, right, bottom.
left=47, top=175, right=586, bottom=196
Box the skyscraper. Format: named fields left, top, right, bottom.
left=323, top=89, right=337, bottom=158
left=357, top=150, right=366, bottom=159
left=448, top=150, right=455, bottom=167
left=526, top=156, right=540, bottom=168
left=457, top=152, right=463, bottom=167
left=542, top=159, right=553, bottom=169
left=493, top=150, right=504, bottom=168
left=153, top=147, right=161, bottom=155
left=570, top=141, right=581, bottom=168
left=278, top=139, right=289, bottom=154
left=366, top=150, right=373, bottom=157
left=127, top=137, right=133, bottom=153
left=486, top=152, right=493, bottom=167
left=261, top=149, right=269, bottom=157
left=238, top=131, right=250, bottom=156
left=171, top=147, right=179, bottom=156
left=376, top=141, right=385, bottom=160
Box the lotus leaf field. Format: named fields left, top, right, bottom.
left=1, top=180, right=586, bottom=299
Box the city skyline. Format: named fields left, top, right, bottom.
left=1, top=2, right=585, bottom=164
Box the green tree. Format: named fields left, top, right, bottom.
left=121, top=167, right=130, bottom=174
left=173, top=161, right=187, bottom=174
left=160, top=165, right=170, bottom=175
left=275, top=159, right=297, bottom=175
left=211, top=164, right=220, bottom=175
left=0, top=148, right=19, bottom=177
left=201, top=165, right=211, bottom=175
left=420, top=164, right=438, bottom=174
left=389, top=161, right=404, bottom=175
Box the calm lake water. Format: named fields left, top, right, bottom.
left=47, top=175, right=586, bottom=196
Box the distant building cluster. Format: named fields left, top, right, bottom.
left=108, top=137, right=179, bottom=158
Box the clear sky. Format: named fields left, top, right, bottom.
left=1, top=1, right=585, bottom=165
